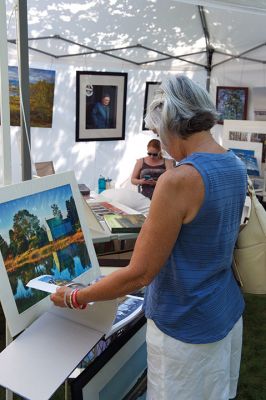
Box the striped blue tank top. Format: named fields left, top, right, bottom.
left=144, top=151, right=247, bottom=344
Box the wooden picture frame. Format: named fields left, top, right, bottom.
left=216, top=86, right=248, bottom=124
left=142, top=81, right=161, bottom=130
left=76, top=71, right=127, bottom=142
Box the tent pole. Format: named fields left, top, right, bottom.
left=206, top=48, right=214, bottom=92
left=198, top=6, right=213, bottom=92
left=15, top=0, right=32, bottom=181
left=0, top=2, right=13, bottom=398
left=0, top=0, right=12, bottom=185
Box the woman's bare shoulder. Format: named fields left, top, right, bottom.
left=159, top=164, right=204, bottom=197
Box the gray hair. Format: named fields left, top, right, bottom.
left=145, top=75, right=218, bottom=139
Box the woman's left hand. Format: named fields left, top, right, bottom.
left=50, top=286, right=70, bottom=307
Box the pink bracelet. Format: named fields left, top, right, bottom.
left=72, top=289, right=87, bottom=310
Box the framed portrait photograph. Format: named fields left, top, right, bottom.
left=142, top=81, right=161, bottom=130
left=216, top=86, right=248, bottom=124
left=76, top=71, right=127, bottom=142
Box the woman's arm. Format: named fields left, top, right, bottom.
left=131, top=159, right=145, bottom=186
left=50, top=165, right=204, bottom=307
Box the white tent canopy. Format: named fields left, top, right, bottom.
left=5, top=0, right=266, bottom=71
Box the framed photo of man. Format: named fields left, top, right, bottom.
left=76, top=71, right=127, bottom=141
left=142, top=81, right=161, bottom=130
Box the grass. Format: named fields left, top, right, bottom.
left=236, top=293, right=266, bottom=400
left=0, top=293, right=265, bottom=399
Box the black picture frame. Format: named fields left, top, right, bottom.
left=76, top=71, right=127, bottom=141
left=216, top=86, right=248, bottom=125
left=142, top=81, right=161, bottom=130
left=69, top=315, right=146, bottom=400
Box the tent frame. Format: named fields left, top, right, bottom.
left=7, top=5, right=266, bottom=73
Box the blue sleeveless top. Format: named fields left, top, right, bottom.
left=144, top=151, right=247, bottom=344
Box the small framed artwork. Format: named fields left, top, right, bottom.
left=76, top=71, right=127, bottom=142
left=216, top=86, right=248, bottom=124
left=5, top=66, right=56, bottom=128
left=142, top=81, right=161, bottom=130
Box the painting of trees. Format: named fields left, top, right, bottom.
left=4, top=66, right=56, bottom=128
left=8, top=209, right=48, bottom=257
left=0, top=235, right=10, bottom=259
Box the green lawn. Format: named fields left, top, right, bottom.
left=236, top=294, right=266, bottom=400
left=0, top=293, right=265, bottom=399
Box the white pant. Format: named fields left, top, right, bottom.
left=146, top=317, right=243, bottom=400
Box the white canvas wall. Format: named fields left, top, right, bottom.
left=8, top=46, right=208, bottom=190
left=7, top=43, right=266, bottom=190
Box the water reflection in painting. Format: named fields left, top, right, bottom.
left=0, top=184, right=92, bottom=314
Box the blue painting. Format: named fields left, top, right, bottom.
left=0, top=184, right=92, bottom=314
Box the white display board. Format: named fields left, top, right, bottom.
left=0, top=171, right=119, bottom=399
left=223, top=120, right=266, bottom=168
left=0, top=302, right=118, bottom=400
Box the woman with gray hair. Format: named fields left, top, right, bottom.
left=51, top=75, right=247, bottom=400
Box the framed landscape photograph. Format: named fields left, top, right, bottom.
left=0, top=67, right=56, bottom=128
left=216, top=86, right=248, bottom=124
left=0, top=171, right=100, bottom=337
left=142, top=81, right=161, bottom=130
left=76, top=71, right=127, bottom=142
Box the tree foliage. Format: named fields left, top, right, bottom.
left=66, top=196, right=80, bottom=228
left=0, top=234, right=10, bottom=259
left=51, top=204, right=63, bottom=219
left=9, top=209, right=48, bottom=257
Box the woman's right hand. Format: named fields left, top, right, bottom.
left=140, top=178, right=156, bottom=186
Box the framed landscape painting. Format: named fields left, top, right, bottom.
left=0, top=171, right=100, bottom=336
left=216, top=86, right=248, bottom=124
left=0, top=66, right=56, bottom=128
left=142, top=81, right=161, bottom=130
left=76, top=71, right=127, bottom=142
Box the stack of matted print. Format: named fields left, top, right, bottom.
left=223, top=120, right=266, bottom=200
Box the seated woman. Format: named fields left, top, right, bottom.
left=131, top=138, right=174, bottom=199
